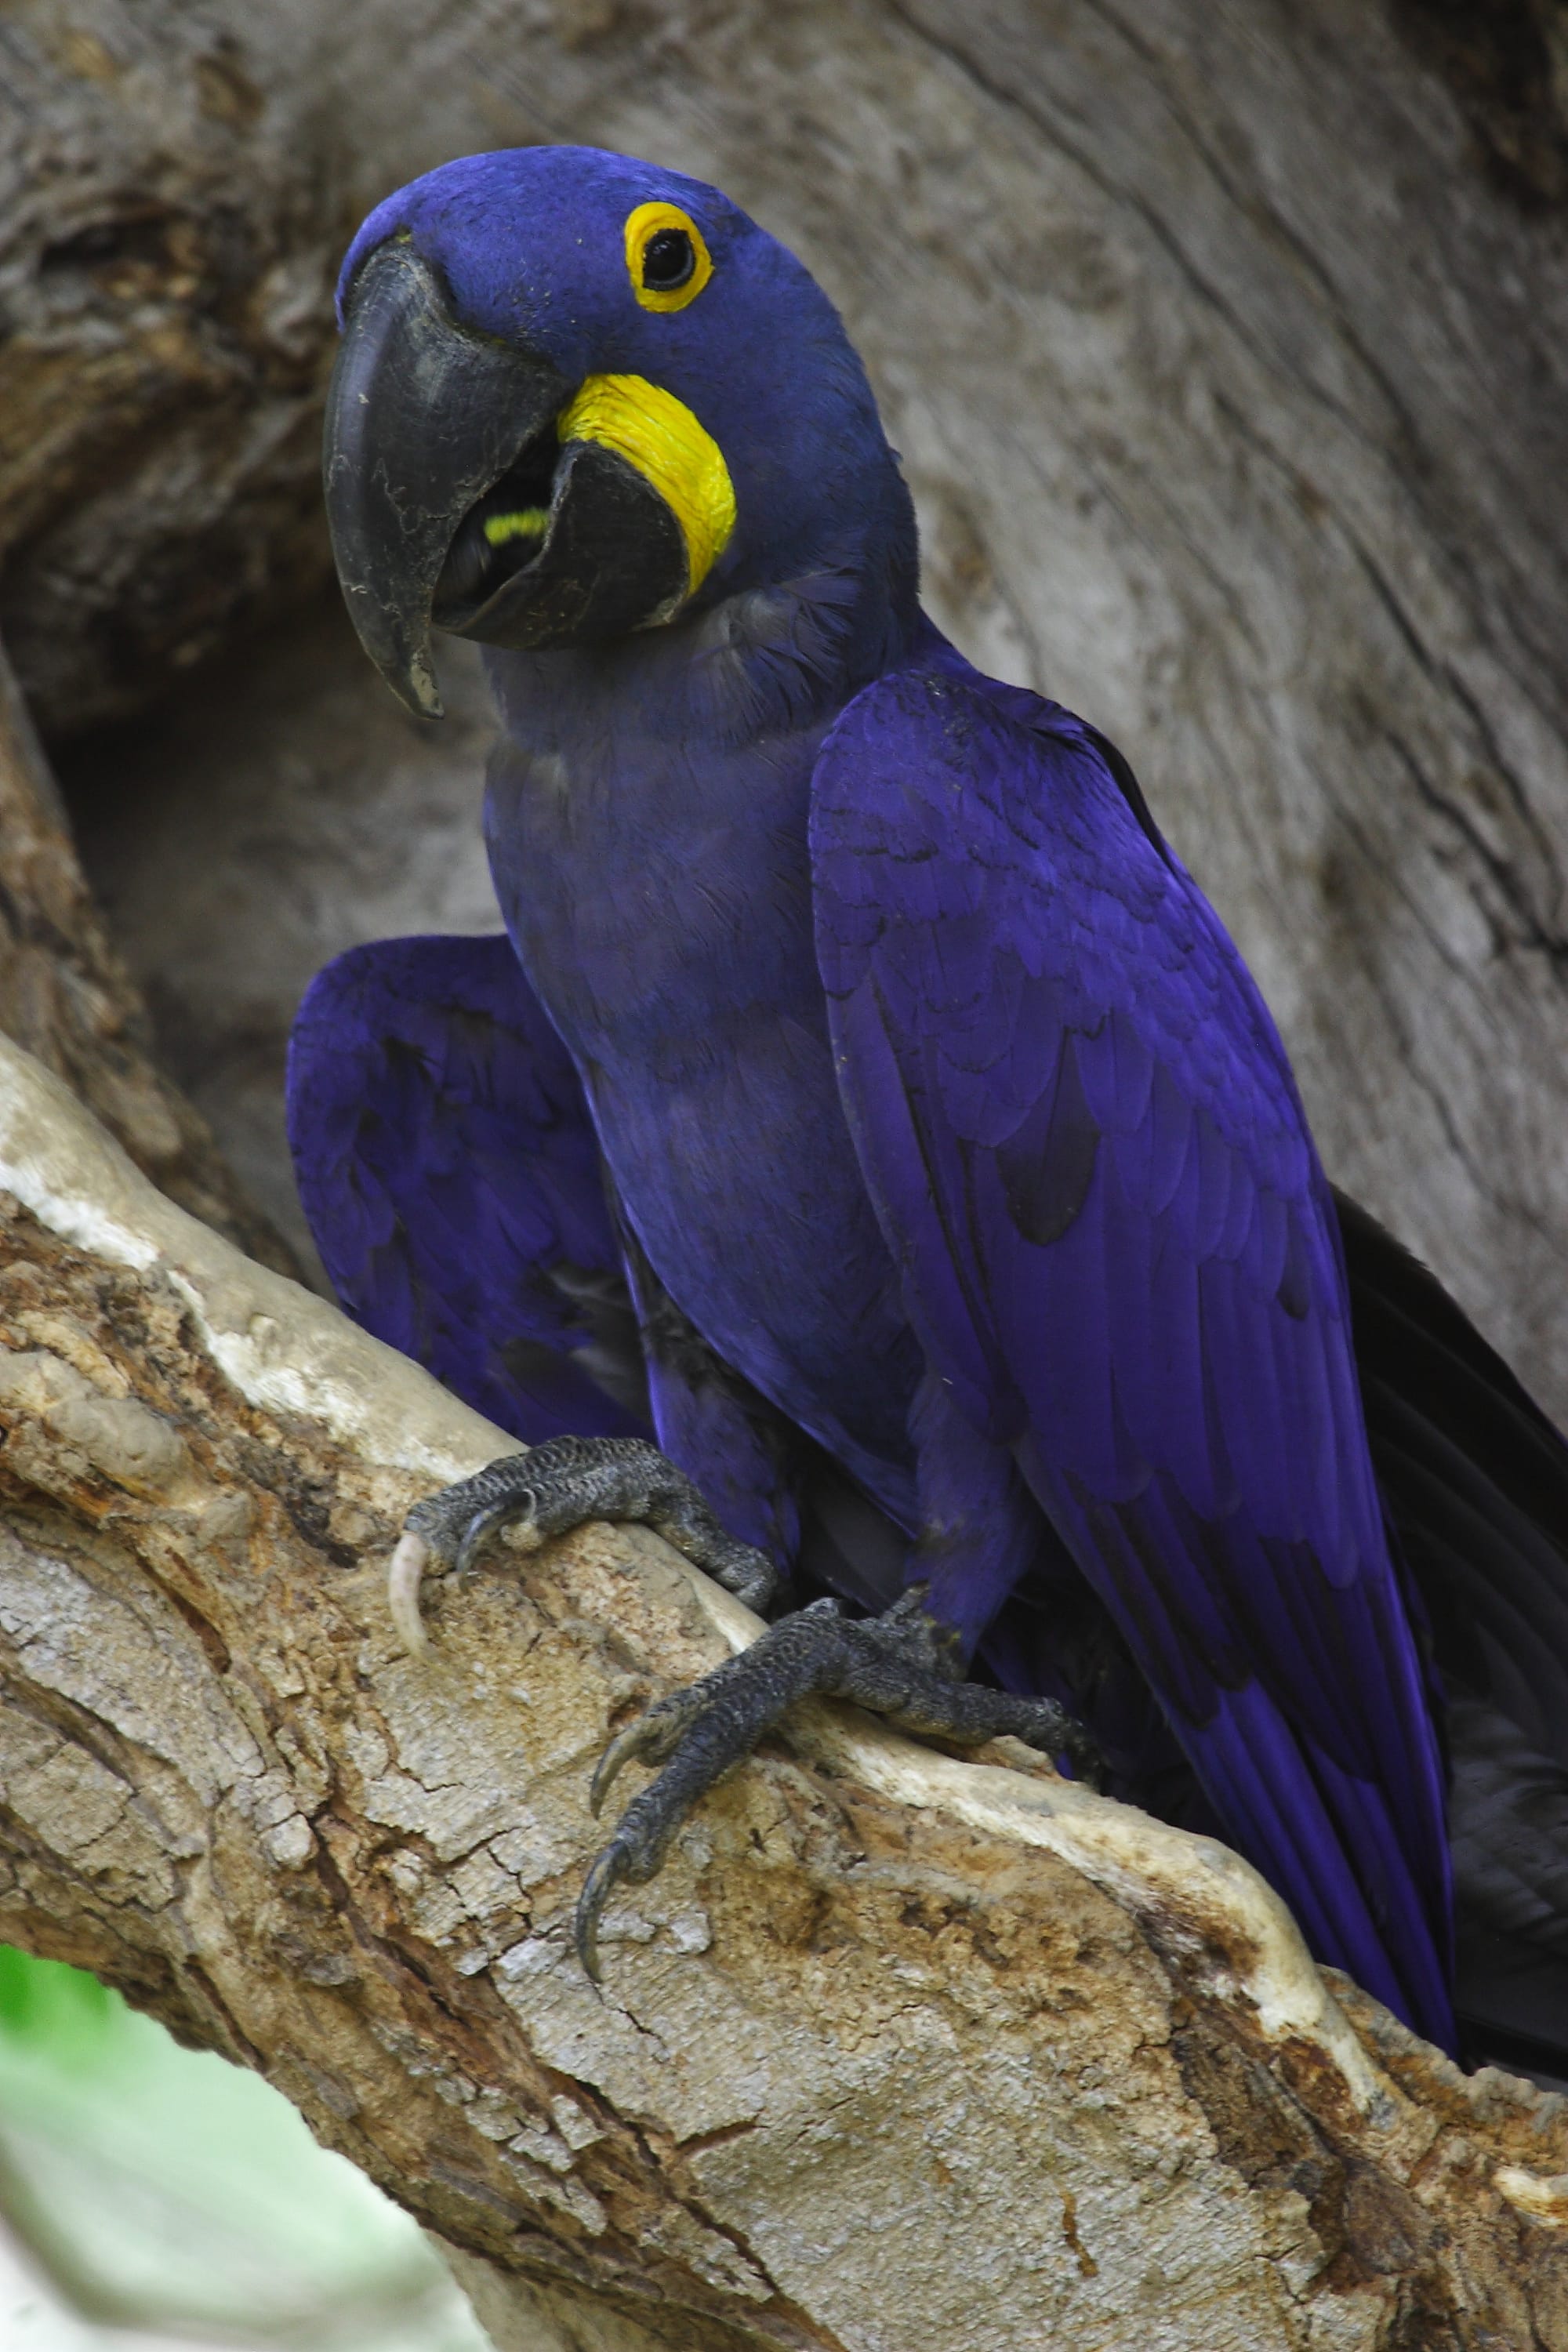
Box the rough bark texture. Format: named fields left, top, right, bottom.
left=65, top=604, right=503, bottom=1272
left=0, top=7, right=336, bottom=737
left=9, top=0, right=1568, bottom=1432
left=0, top=635, right=299, bottom=1279
left=0, top=1033, right=1566, bottom=2351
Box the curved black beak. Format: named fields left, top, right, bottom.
left=324, top=239, right=690, bottom=717
left=323, top=240, right=572, bottom=717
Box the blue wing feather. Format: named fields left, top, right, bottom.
left=812, top=652, right=1454, bottom=2046
left=286, top=934, right=650, bottom=1444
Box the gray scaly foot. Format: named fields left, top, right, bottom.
left=387, top=1434, right=778, bottom=1653
left=575, top=1585, right=1103, bottom=1979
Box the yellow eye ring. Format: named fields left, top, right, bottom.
left=624, top=201, right=713, bottom=314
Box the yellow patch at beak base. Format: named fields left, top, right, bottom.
left=556, top=374, right=736, bottom=602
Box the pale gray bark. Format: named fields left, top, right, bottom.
left=0, top=1033, right=1566, bottom=2350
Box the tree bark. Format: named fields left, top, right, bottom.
left=0, top=1033, right=1564, bottom=2350
left=0, top=636, right=299, bottom=1279
left=6, top=0, right=1567, bottom=1429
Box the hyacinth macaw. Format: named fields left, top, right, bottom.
left=289, top=146, right=1568, bottom=2069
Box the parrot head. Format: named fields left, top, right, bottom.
left=324, top=147, right=911, bottom=717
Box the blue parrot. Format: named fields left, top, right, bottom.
left=289, top=147, right=1568, bottom=2068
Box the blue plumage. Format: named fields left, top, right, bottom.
left=289, top=934, right=648, bottom=1443
left=813, top=654, right=1452, bottom=2038
left=292, top=144, right=1568, bottom=2058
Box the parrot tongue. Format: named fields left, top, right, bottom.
left=429, top=436, right=689, bottom=653
left=323, top=239, right=572, bottom=717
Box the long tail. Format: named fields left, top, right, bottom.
left=1335, top=1188, right=1568, bottom=2082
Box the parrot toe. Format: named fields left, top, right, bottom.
left=390, top=1434, right=779, bottom=1650
left=575, top=1587, right=1103, bottom=1979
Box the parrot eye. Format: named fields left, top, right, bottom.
left=642, top=229, right=694, bottom=291
left=624, top=201, right=713, bottom=314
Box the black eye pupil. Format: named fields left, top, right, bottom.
left=642, top=227, right=695, bottom=291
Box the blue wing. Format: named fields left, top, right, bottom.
left=811, top=652, right=1454, bottom=2048
left=286, top=934, right=649, bottom=1443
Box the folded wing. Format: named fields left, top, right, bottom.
left=287, top=933, right=649, bottom=1443
left=812, top=658, right=1454, bottom=2047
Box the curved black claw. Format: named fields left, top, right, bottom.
left=575, top=1693, right=766, bottom=1985
left=574, top=1590, right=1105, bottom=1977
left=576, top=1838, right=635, bottom=1984
left=388, top=1435, right=779, bottom=1653
left=589, top=1689, right=705, bottom=1818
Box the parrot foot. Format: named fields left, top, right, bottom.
left=387, top=1435, right=779, bottom=1655
left=575, top=1585, right=1102, bottom=1980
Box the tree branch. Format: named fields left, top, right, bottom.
left=0, top=1034, right=1562, bottom=2350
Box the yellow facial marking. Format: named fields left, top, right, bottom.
left=557, top=374, right=736, bottom=599
left=482, top=508, right=550, bottom=546
left=623, top=201, right=713, bottom=314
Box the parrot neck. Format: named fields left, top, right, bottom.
left=481, top=540, right=924, bottom=1050
left=484, top=506, right=923, bottom=768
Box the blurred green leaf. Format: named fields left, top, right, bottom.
left=0, top=1947, right=114, bottom=2065
left=0, top=1945, right=491, bottom=2351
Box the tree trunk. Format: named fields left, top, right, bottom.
left=0, top=1031, right=1564, bottom=2350
left=0, top=637, right=299, bottom=1277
